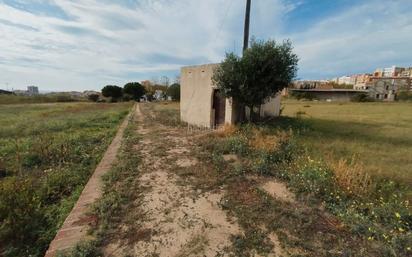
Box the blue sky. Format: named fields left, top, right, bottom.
left=1, top=0, right=412, bottom=91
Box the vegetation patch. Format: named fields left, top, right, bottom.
left=0, top=102, right=132, bottom=257
left=193, top=118, right=411, bottom=256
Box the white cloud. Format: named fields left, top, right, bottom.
left=0, top=0, right=411, bottom=90
left=287, top=0, right=412, bottom=79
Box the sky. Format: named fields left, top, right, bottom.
left=1, top=0, right=412, bottom=92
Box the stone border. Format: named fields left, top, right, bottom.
left=45, top=104, right=136, bottom=257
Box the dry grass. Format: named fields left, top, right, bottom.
left=215, top=124, right=238, bottom=137
left=248, top=128, right=292, bottom=152
left=330, top=158, right=373, bottom=197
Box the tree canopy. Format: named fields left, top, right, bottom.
left=123, top=82, right=146, bottom=101
left=166, top=83, right=180, bottom=101
left=102, top=85, right=123, bottom=99
left=212, top=39, right=298, bottom=112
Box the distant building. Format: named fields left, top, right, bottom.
left=27, top=86, right=39, bottom=95
left=355, top=77, right=411, bottom=101
left=292, top=80, right=330, bottom=89
left=336, top=76, right=355, bottom=85
left=153, top=90, right=165, bottom=100
left=374, top=66, right=407, bottom=77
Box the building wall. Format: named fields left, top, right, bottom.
left=261, top=95, right=281, bottom=117
left=181, top=64, right=218, bottom=128
left=181, top=63, right=281, bottom=128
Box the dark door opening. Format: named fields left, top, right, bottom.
left=213, top=90, right=226, bottom=127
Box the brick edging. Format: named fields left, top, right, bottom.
left=44, top=104, right=136, bottom=257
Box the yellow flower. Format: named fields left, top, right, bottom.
left=395, top=212, right=401, bottom=219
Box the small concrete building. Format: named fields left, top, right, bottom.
left=180, top=64, right=281, bottom=128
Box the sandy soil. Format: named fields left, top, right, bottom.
left=103, top=104, right=241, bottom=257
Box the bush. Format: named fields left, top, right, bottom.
left=166, top=83, right=180, bottom=101
left=351, top=93, right=373, bottom=102
left=87, top=94, right=99, bottom=102
left=202, top=122, right=412, bottom=256
left=56, top=95, right=75, bottom=102
left=397, top=90, right=412, bottom=101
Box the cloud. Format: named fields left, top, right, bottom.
left=0, top=0, right=411, bottom=91
left=287, top=0, right=412, bottom=79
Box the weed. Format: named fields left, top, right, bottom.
left=0, top=102, right=132, bottom=256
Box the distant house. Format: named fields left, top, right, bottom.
left=27, top=86, right=39, bottom=95
left=355, top=77, right=411, bottom=101
left=180, top=64, right=281, bottom=128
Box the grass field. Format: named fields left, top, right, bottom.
left=281, top=100, right=412, bottom=185
left=0, top=94, right=84, bottom=105
left=0, top=102, right=132, bottom=257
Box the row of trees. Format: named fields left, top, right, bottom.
left=95, top=82, right=180, bottom=102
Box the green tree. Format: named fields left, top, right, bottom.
left=167, top=83, right=180, bottom=101
left=212, top=39, right=298, bottom=121
left=123, top=82, right=146, bottom=101
left=101, top=85, right=123, bottom=100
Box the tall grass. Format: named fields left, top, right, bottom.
left=0, top=94, right=84, bottom=105
left=0, top=102, right=132, bottom=257
left=281, top=100, right=412, bottom=185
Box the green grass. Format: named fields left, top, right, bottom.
left=0, top=94, right=84, bottom=105
left=0, top=102, right=132, bottom=257
left=281, top=99, right=412, bottom=185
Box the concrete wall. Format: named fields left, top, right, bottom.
left=181, top=63, right=281, bottom=128
left=181, top=64, right=218, bottom=128
left=261, top=95, right=281, bottom=117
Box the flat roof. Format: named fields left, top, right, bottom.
left=290, top=89, right=369, bottom=93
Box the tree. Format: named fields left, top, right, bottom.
left=160, top=76, right=170, bottom=87
left=87, top=94, right=99, bottom=102
left=102, top=85, right=123, bottom=100
left=167, top=83, right=180, bottom=101
left=212, top=39, right=298, bottom=121
left=123, top=82, right=146, bottom=101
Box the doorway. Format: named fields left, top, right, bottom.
left=212, top=89, right=226, bottom=127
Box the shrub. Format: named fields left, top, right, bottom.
left=330, top=158, right=373, bottom=197
left=166, top=83, right=180, bottom=101
left=87, top=94, right=99, bottom=102
left=56, top=95, right=75, bottom=102
left=351, top=93, right=373, bottom=102
left=397, top=90, right=412, bottom=101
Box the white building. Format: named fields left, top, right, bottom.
left=27, top=86, right=39, bottom=95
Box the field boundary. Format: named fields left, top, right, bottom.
left=44, top=104, right=136, bottom=257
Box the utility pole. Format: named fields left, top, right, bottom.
left=243, top=0, right=251, bottom=52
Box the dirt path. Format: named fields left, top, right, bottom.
left=45, top=105, right=136, bottom=257
left=103, top=104, right=241, bottom=257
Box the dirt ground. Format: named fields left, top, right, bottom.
left=100, top=103, right=293, bottom=257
